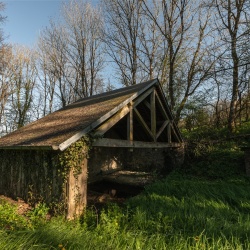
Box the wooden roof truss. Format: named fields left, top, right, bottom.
left=93, top=86, right=182, bottom=148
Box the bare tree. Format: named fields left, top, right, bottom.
left=0, top=2, right=10, bottom=135
left=138, top=3, right=162, bottom=80
left=103, top=0, right=144, bottom=86
left=141, top=0, right=215, bottom=122
left=63, top=0, right=105, bottom=97
left=7, top=46, right=37, bottom=129
left=0, top=45, right=12, bottom=134
left=213, top=0, right=249, bottom=132
left=38, top=0, right=105, bottom=110
left=0, top=2, right=5, bottom=45
left=38, top=21, right=71, bottom=110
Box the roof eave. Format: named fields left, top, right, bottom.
left=0, top=145, right=58, bottom=151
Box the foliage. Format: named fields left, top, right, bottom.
left=181, top=121, right=250, bottom=179
left=58, top=136, right=92, bottom=180
left=0, top=200, right=31, bottom=231
left=27, top=203, right=49, bottom=227
left=184, top=142, right=244, bottom=179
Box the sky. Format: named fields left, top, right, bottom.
left=2, top=0, right=64, bottom=46
left=1, top=0, right=116, bottom=86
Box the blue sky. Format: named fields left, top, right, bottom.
left=1, top=0, right=117, bottom=86
left=2, top=0, right=64, bottom=46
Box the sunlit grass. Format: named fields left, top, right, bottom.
left=0, top=172, right=250, bottom=249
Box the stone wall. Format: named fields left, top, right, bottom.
left=88, top=145, right=185, bottom=182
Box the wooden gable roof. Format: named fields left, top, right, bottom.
left=0, top=79, right=183, bottom=151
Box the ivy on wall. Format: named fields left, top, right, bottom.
left=57, top=135, right=93, bottom=215
left=58, top=136, right=93, bottom=180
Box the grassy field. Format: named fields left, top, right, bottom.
left=1, top=171, right=250, bottom=250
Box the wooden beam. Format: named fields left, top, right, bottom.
left=94, top=105, right=130, bottom=136
left=156, top=120, right=169, bottom=139
left=134, top=108, right=154, bottom=140
left=151, top=90, right=156, bottom=141
left=93, top=138, right=182, bottom=148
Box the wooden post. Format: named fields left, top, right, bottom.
left=127, top=102, right=133, bottom=143
left=151, top=90, right=156, bottom=142
left=66, top=157, right=88, bottom=219
left=168, top=123, right=172, bottom=143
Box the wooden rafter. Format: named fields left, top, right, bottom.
left=133, top=87, right=154, bottom=107
left=94, top=105, right=130, bottom=136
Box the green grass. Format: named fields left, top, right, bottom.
left=1, top=172, right=250, bottom=249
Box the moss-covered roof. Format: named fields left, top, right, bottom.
left=0, top=79, right=158, bottom=150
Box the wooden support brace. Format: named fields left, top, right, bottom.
left=143, top=100, right=151, bottom=110
left=134, top=108, right=154, bottom=140
left=171, top=123, right=182, bottom=143
left=156, top=120, right=169, bottom=139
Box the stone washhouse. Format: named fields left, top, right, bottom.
left=0, top=79, right=184, bottom=218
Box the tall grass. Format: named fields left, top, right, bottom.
left=1, top=172, right=250, bottom=249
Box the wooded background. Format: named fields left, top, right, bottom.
left=0, top=0, right=249, bottom=136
